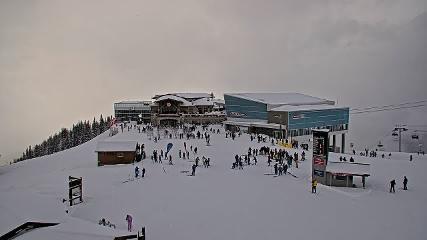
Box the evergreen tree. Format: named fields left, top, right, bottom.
left=92, top=117, right=100, bottom=138
left=15, top=114, right=111, bottom=162
left=99, top=115, right=105, bottom=133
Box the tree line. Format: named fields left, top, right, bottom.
left=15, top=115, right=112, bottom=162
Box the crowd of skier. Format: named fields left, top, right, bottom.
left=112, top=121, right=418, bottom=233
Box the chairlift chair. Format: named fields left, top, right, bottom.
left=392, top=131, right=398, bottom=141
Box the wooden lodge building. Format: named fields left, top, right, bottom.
left=150, top=93, right=226, bottom=126
left=95, top=141, right=137, bottom=166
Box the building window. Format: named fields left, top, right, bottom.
left=335, top=175, right=346, bottom=181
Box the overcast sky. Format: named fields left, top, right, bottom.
left=0, top=0, right=426, bottom=164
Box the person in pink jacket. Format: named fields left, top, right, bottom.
left=126, top=214, right=133, bottom=232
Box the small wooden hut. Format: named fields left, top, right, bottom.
left=95, top=141, right=137, bottom=166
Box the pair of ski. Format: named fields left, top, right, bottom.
left=180, top=170, right=195, bottom=177
left=122, top=176, right=145, bottom=183
left=263, top=172, right=297, bottom=178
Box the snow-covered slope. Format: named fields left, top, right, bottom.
left=0, top=125, right=426, bottom=240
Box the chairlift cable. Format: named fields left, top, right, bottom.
left=350, top=99, right=427, bottom=112
left=350, top=104, right=425, bottom=115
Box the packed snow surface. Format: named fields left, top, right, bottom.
left=1, top=124, right=426, bottom=240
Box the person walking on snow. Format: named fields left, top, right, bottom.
left=134, top=166, right=139, bottom=178
left=125, top=214, right=133, bottom=232
left=141, top=168, right=145, bottom=178
left=192, top=164, right=197, bottom=176
left=390, top=179, right=396, bottom=193
left=403, top=176, right=408, bottom=190
left=312, top=179, right=317, bottom=193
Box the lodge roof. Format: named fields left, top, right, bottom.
left=95, top=141, right=137, bottom=152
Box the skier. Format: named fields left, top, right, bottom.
left=192, top=164, right=197, bottom=176
left=141, top=168, right=145, bottom=178
left=169, top=155, right=173, bottom=165
left=410, top=155, right=413, bottom=162
left=312, top=179, right=317, bottom=193
left=283, top=164, right=288, bottom=175
left=362, top=176, right=365, bottom=188
left=403, top=176, right=408, bottom=190
left=134, top=166, right=139, bottom=178
left=390, top=179, right=396, bottom=193
left=125, top=214, right=133, bottom=232
left=274, top=163, right=278, bottom=175
left=278, top=165, right=283, bottom=176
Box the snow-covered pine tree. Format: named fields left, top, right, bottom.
left=59, top=128, right=68, bottom=151
left=92, top=117, right=100, bottom=138
left=28, top=145, right=33, bottom=159
left=84, top=120, right=92, bottom=142
left=99, top=115, right=105, bottom=134
left=15, top=114, right=110, bottom=162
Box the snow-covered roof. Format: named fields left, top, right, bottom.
left=225, top=93, right=334, bottom=106
left=114, top=101, right=152, bottom=110
left=270, top=104, right=348, bottom=112
left=213, top=99, right=225, bottom=105
left=192, top=97, right=214, bottom=106
left=153, top=93, right=212, bottom=100
left=115, top=100, right=152, bottom=105
left=173, top=93, right=212, bottom=99
left=326, top=162, right=370, bottom=176
left=95, top=141, right=137, bottom=152
left=154, top=95, right=191, bottom=104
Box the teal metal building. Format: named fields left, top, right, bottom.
left=223, top=93, right=349, bottom=153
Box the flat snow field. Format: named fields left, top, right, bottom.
left=1, top=124, right=426, bottom=240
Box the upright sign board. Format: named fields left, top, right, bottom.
left=312, top=130, right=329, bottom=184
left=68, top=176, right=83, bottom=206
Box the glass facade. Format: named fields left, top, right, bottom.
left=224, top=94, right=268, bottom=120
left=224, top=94, right=350, bottom=138
left=114, top=102, right=152, bottom=122
left=287, top=108, right=349, bottom=137
left=288, top=108, right=349, bottom=130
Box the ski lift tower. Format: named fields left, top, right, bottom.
left=394, top=125, right=408, bottom=152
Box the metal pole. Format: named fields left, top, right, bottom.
left=399, top=128, right=401, bottom=152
